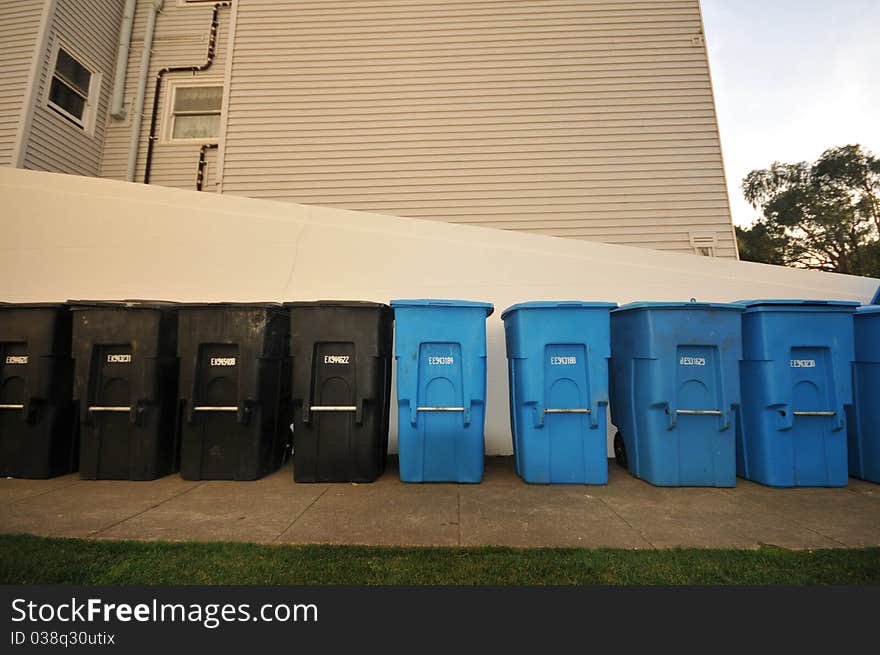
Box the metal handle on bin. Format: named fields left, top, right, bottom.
left=310, top=406, right=356, bottom=412
left=0, top=404, right=24, bottom=410
left=792, top=411, right=836, bottom=417
left=193, top=406, right=239, bottom=412
left=416, top=406, right=465, bottom=412
left=676, top=409, right=723, bottom=416
left=544, top=408, right=591, bottom=414
left=88, top=406, right=132, bottom=413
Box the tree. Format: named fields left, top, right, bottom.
left=735, top=223, right=786, bottom=266
left=739, top=145, right=880, bottom=275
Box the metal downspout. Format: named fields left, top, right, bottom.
left=126, top=0, right=163, bottom=182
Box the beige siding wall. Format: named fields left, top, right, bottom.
left=0, top=0, right=45, bottom=167
left=98, top=1, right=231, bottom=191
left=21, top=0, right=123, bottom=175
left=221, top=0, right=736, bottom=257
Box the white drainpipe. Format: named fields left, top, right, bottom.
left=127, top=0, right=163, bottom=182
left=110, top=0, right=137, bottom=119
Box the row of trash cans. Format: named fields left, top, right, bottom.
left=1, top=298, right=879, bottom=487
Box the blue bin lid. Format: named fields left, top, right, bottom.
left=390, top=299, right=494, bottom=317
left=856, top=305, right=880, bottom=315
left=737, top=299, right=860, bottom=312
left=613, top=301, right=744, bottom=314
left=501, top=301, right=617, bottom=321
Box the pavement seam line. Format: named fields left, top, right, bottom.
left=846, top=486, right=880, bottom=502
left=595, top=497, right=656, bottom=549
left=721, top=488, right=849, bottom=547
left=3, top=478, right=86, bottom=506
left=85, top=482, right=205, bottom=539
left=272, top=485, right=331, bottom=543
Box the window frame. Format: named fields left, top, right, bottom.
left=162, top=78, right=224, bottom=145
left=44, top=40, right=100, bottom=135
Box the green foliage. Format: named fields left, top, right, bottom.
left=1, top=534, right=878, bottom=585
left=735, top=224, right=786, bottom=265
left=739, top=145, right=880, bottom=275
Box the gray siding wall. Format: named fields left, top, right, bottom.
left=221, top=0, right=736, bottom=257
left=21, top=0, right=123, bottom=176
left=0, top=0, right=44, bottom=167
left=98, top=0, right=231, bottom=191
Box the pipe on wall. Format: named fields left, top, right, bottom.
left=196, top=143, right=218, bottom=191
left=144, top=1, right=230, bottom=185
left=126, top=0, right=163, bottom=182
left=110, top=0, right=137, bottom=119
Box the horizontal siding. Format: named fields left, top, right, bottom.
left=22, top=0, right=123, bottom=176
left=0, top=0, right=43, bottom=166
left=98, top=1, right=230, bottom=192
left=222, top=0, right=735, bottom=256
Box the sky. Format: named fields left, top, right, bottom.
left=700, top=0, right=880, bottom=227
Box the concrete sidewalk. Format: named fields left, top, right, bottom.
left=1, top=458, right=878, bottom=549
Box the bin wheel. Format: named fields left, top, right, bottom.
left=613, top=433, right=627, bottom=469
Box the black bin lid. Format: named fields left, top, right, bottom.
left=179, top=302, right=283, bottom=308
left=67, top=299, right=180, bottom=311
left=283, top=300, right=389, bottom=308
left=0, top=302, right=68, bottom=309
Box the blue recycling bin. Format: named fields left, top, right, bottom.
left=848, top=306, right=880, bottom=482
left=502, top=301, right=616, bottom=484
left=736, top=300, right=857, bottom=487
left=391, top=299, right=493, bottom=483
left=610, top=302, right=743, bottom=487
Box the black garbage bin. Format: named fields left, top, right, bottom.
left=70, top=300, right=180, bottom=480
left=0, top=303, right=76, bottom=478
left=178, top=303, right=289, bottom=480
left=286, top=301, right=392, bottom=482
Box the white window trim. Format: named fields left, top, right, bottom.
left=161, top=77, right=224, bottom=145
left=43, top=39, right=101, bottom=137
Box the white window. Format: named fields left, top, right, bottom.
left=165, top=81, right=223, bottom=143
left=46, top=44, right=99, bottom=132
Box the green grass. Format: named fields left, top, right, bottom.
left=1, top=534, right=878, bottom=585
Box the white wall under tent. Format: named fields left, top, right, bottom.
left=1, top=167, right=876, bottom=454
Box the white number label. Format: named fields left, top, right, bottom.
left=210, top=357, right=236, bottom=366
left=5, top=355, right=28, bottom=365
left=550, top=356, right=577, bottom=365
left=679, top=356, right=706, bottom=366
left=323, top=355, right=350, bottom=364
left=790, top=359, right=816, bottom=368
left=428, top=356, right=454, bottom=365
left=107, top=354, right=131, bottom=363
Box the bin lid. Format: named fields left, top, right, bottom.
left=283, top=300, right=389, bottom=309
left=856, top=305, right=880, bottom=315
left=390, top=299, right=494, bottom=317
left=613, top=301, right=744, bottom=314
left=177, top=302, right=283, bottom=308
left=501, top=301, right=617, bottom=320
left=737, top=299, right=860, bottom=312
left=67, top=299, right=180, bottom=311
left=0, top=302, right=67, bottom=309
